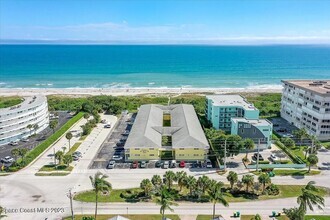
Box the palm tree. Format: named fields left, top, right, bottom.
left=89, top=172, right=112, bottom=220
left=140, top=179, right=153, bottom=197
left=258, top=173, right=271, bottom=193
left=18, top=148, right=29, bottom=165
left=155, top=186, right=178, bottom=220
left=227, top=171, right=238, bottom=190
left=175, top=171, right=187, bottom=192
left=244, top=138, right=255, bottom=159
left=49, top=120, right=58, bottom=134
left=33, top=124, right=39, bottom=135
left=27, top=124, right=33, bottom=136
left=55, top=150, right=64, bottom=165
left=283, top=207, right=304, bottom=220
left=83, top=113, right=90, bottom=120
left=0, top=206, right=6, bottom=219
left=151, top=175, right=162, bottom=189
left=164, top=171, right=176, bottom=190
left=293, top=128, right=309, bottom=148
left=242, top=175, right=254, bottom=192
left=196, top=175, right=210, bottom=192
left=65, top=132, right=73, bottom=150
left=208, top=181, right=229, bottom=219
left=63, top=155, right=73, bottom=167
left=11, top=148, right=20, bottom=161
left=297, top=181, right=324, bottom=219
left=185, top=175, right=196, bottom=196
left=307, top=154, right=318, bottom=172
left=250, top=214, right=262, bottom=220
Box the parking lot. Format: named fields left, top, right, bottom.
left=269, top=117, right=298, bottom=137
left=0, top=111, right=72, bottom=161
left=89, top=112, right=135, bottom=169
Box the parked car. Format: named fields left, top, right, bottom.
left=269, top=154, right=278, bottom=162
left=170, top=160, right=176, bottom=168
left=72, top=155, right=79, bottom=161
left=21, top=138, right=29, bottom=142
left=104, top=124, right=111, bottom=128
left=9, top=141, right=18, bottom=146
left=132, top=161, right=138, bottom=169
left=1, top=156, right=14, bottom=163
left=112, top=155, right=123, bottom=161
left=107, top=160, right=116, bottom=169
left=101, top=119, right=107, bottom=124
left=252, top=153, right=264, bottom=161
left=162, top=161, right=169, bottom=169
left=155, top=161, right=162, bottom=168
left=205, top=159, right=213, bottom=168
left=73, top=151, right=82, bottom=157
left=282, top=133, right=294, bottom=138
left=179, top=161, right=185, bottom=168
left=140, top=161, right=147, bottom=168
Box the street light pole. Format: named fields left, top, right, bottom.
left=67, top=188, right=74, bottom=220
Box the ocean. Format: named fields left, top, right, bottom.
left=1, top=45, right=330, bottom=89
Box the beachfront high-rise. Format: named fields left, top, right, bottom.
left=206, top=95, right=273, bottom=149
left=0, top=95, right=49, bottom=145
left=281, top=80, right=330, bottom=141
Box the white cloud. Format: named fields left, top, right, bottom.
left=1, top=22, right=330, bottom=44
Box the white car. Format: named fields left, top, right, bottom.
left=21, top=138, right=29, bottom=142
left=107, top=160, right=116, bottom=169
left=140, top=161, right=147, bottom=168
left=1, top=156, right=14, bottom=163
left=162, top=161, right=169, bottom=169
left=282, top=133, right=294, bottom=138
left=112, top=155, right=123, bottom=160
left=205, top=159, right=213, bottom=168
left=9, top=141, right=19, bottom=146
left=270, top=154, right=278, bottom=162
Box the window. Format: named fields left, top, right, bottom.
left=149, top=154, right=155, bottom=156
left=134, top=154, right=140, bottom=156
left=194, top=148, right=199, bottom=150
left=134, top=148, right=140, bottom=150
left=193, top=154, right=199, bottom=156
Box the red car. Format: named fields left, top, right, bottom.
left=131, top=161, right=138, bottom=169
left=179, top=161, right=185, bottom=168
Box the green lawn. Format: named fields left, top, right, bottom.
left=79, top=135, right=88, bottom=141
left=196, top=215, right=222, bottom=220
left=38, top=164, right=73, bottom=172
left=0, top=96, right=23, bottom=108
left=66, top=142, right=82, bottom=155
left=63, top=214, right=180, bottom=220
left=273, top=169, right=321, bottom=176
left=291, top=147, right=307, bottom=163
left=74, top=185, right=329, bottom=203
left=305, top=215, right=330, bottom=220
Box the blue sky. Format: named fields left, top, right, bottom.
left=1, top=0, right=330, bottom=44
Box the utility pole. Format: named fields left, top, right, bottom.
left=67, top=188, right=74, bottom=220
left=256, top=139, right=260, bottom=172
left=224, top=139, right=227, bottom=171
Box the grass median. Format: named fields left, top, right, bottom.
left=74, top=185, right=329, bottom=203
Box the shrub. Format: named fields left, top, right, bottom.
left=265, top=183, right=279, bottom=195
left=275, top=140, right=304, bottom=164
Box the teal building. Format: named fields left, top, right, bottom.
left=206, top=95, right=272, bottom=149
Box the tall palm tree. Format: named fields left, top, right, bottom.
left=227, top=171, right=238, bottom=190
left=65, top=132, right=73, bottom=150
left=244, top=138, right=255, bottom=159
left=175, top=171, right=187, bottom=192
left=49, top=120, right=58, bottom=134
left=293, top=128, right=309, bottom=148
left=151, top=175, right=162, bottom=190
left=185, top=175, right=196, bottom=196
left=89, top=172, right=112, bottom=220
left=242, top=175, right=254, bottom=192
left=33, top=124, right=39, bottom=135
left=307, top=154, right=318, bottom=172
left=55, top=151, right=64, bottom=165
left=164, top=171, right=176, bottom=190
left=156, top=186, right=178, bottom=220
left=197, top=175, right=210, bottom=192
left=18, top=148, right=29, bottom=165
left=11, top=148, right=20, bottom=161
left=63, top=155, right=73, bottom=167
left=297, top=181, right=324, bottom=219
left=258, top=173, right=271, bottom=193
left=208, top=181, right=229, bottom=219
left=27, top=124, right=33, bottom=136
left=140, top=179, right=153, bottom=197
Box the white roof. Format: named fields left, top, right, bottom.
left=206, top=94, right=257, bottom=110
left=231, top=117, right=272, bottom=126
left=124, top=104, right=209, bottom=149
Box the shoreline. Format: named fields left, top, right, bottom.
left=0, top=87, right=282, bottom=97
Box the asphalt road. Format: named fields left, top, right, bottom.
left=0, top=111, right=71, bottom=160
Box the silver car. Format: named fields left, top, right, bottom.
left=107, top=160, right=116, bottom=169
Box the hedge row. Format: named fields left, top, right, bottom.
left=21, top=112, right=84, bottom=167
left=275, top=140, right=305, bottom=164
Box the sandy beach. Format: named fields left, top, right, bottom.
left=0, top=86, right=282, bottom=97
